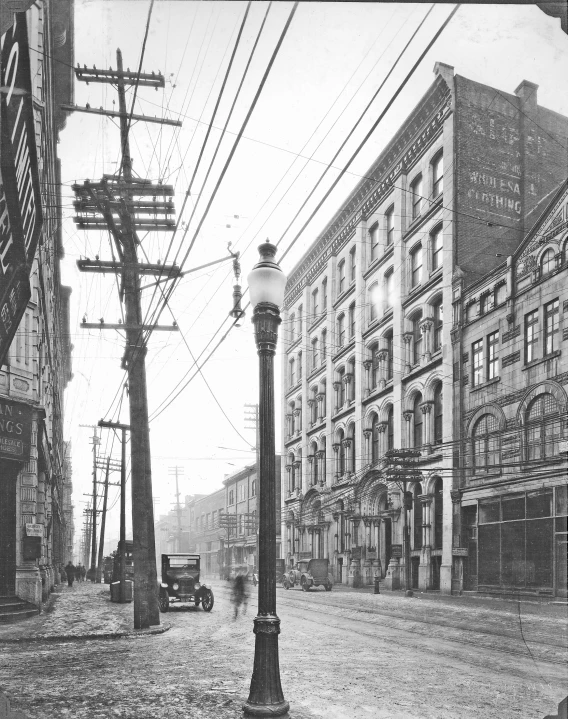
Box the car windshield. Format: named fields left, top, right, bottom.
left=167, top=566, right=198, bottom=579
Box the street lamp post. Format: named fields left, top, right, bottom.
left=243, top=242, right=289, bottom=719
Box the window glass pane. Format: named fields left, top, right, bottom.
left=526, top=489, right=552, bottom=519
left=526, top=518, right=553, bottom=587
left=501, top=520, right=525, bottom=585
left=502, top=494, right=525, bottom=521
left=479, top=499, right=500, bottom=523
left=478, top=524, right=500, bottom=584
left=555, top=485, right=568, bottom=516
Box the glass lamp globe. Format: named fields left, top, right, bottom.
left=247, top=241, right=287, bottom=309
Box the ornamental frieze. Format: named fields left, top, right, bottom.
left=515, top=189, right=568, bottom=278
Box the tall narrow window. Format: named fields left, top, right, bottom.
left=338, top=261, right=345, bottom=295
left=289, top=358, right=296, bottom=386
left=386, top=332, right=394, bottom=380
left=312, top=337, right=319, bottom=369
left=371, top=343, right=379, bottom=388
left=473, top=414, right=499, bottom=472
left=349, top=424, right=356, bottom=473
left=525, top=310, right=538, bottom=363
left=337, top=314, right=345, bottom=347
left=321, top=329, right=327, bottom=361
left=411, top=245, right=423, bottom=288
left=495, top=284, right=506, bottom=306
left=386, top=205, right=394, bottom=246
left=413, top=393, right=423, bottom=448
left=487, top=331, right=499, bottom=380
left=385, top=270, right=394, bottom=310
left=298, top=351, right=302, bottom=379
left=369, top=223, right=379, bottom=263
left=289, top=313, right=295, bottom=342
left=350, top=247, right=356, bottom=284
left=338, top=429, right=345, bottom=476
left=432, top=152, right=443, bottom=198
left=431, top=224, right=443, bottom=271
left=434, top=383, right=443, bottom=445
left=411, top=175, right=423, bottom=220
left=349, top=303, right=356, bottom=339
left=24, top=314, right=30, bottom=365
left=337, top=368, right=345, bottom=408
left=472, top=339, right=483, bottom=386
left=544, top=299, right=559, bottom=355
left=371, top=414, right=379, bottom=463
left=322, top=277, right=328, bottom=312
left=413, top=313, right=423, bottom=365
left=369, top=283, right=379, bottom=323
left=298, top=304, right=303, bottom=332
left=541, top=248, right=555, bottom=277
left=387, top=406, right=394, bottom=450
left=526, top=393, right=560, bottom=460
left=433, top=300, right=443, bottom=352
left=312, top=288, right=319, bottom=318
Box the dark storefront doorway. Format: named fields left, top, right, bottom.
left=0, top=462, right=20, bottom=595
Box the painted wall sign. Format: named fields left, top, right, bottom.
left=0, top=12, right=40, bottom=366
left=0, top=398, right=32, bottom=461
left=390, top=544, right=403, bottom=558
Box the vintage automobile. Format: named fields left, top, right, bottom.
left=252, top=558, right=286, bottom=587
left=158, top=553, right=214, bottom=612
left=283, top=558, right=332, bottom=592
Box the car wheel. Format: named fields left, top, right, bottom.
left=282, top=579, right=290, bottom=590
left=158, top=589, right=169, bottom=613
left=325, top=582, right=332, bottom=592
left=301, top=577, right=309, bottom=592
left=194, top=599, right=200, bottom=607
left=201, top=590, right=214, bottom=612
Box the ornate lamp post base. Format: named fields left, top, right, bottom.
left=243, top=615, right=290, bottom=718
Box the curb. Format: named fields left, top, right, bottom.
left=0, top=622, right=170, bottom=644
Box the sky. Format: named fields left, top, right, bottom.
left=58, top=1, right=568, bottom=554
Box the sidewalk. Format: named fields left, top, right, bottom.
left=0, top=582, right=168, bottom=643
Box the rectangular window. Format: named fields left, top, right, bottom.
left=312, top=338, right=319, bottom=368
left=289, top=359, right=295, bottom=386
left=411, top=246, right=422, bottom=288
left=495, top=284, right=506, bottom=305
left=544, top=299, right=559, bottom=355
left=298, top=351, right=302, bottom=379
left=385, top=271, right=393, bottom=309
left=386, top=206, right=394, bottom=246
left=24, top=313, right=30, bottom=364
left=251, top=480, right=256, bottom=497
left=338, top=262, right=345, bottom=295
left=349, top=305, right=355, bottom=338
left=487, top=331, right=499, bottom=380
left=432, top=153, right=443, bottom=198
left=312, top=288, right=319, bottom=317
left=321, top=329, right=327, bottom=361
left=472, top=339, right=484, bottom=386
left=369, top=223, right=379, bottom=263
left=431, top=226, right=443, bottom=270
left=298, top=304, right=303, bottom=330
left=350, top=247, right=356, bottom=283
left=525, top=310, right=538, bottom=363
left=322, top=278, right=328, bottom=311
left=411, top=176, right=423, bottom=220
left=337, top=315, right=345, bottom=347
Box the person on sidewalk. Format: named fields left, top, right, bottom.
left=231, top=571, right=248, bottom=619
left=65, top=562, right=75, bottom=587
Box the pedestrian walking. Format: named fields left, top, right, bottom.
left=65, top=561, right=75, bottom=587
left=231, top=571, right=248, bottom=619
left=79, top=564, right=86, bottom=581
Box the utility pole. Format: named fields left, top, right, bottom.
left=169, top=466, right=184, bottom=552
left=96, top=458, right=111, bottom=582
left=90, top=431, right=100, bottom=580
left=98, top=420, right=130, bottom=603
left=72, top=53, right=182, bottom=628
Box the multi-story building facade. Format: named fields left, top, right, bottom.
left=189, top=489, right=224, bottom=578
left=0, top=2, right=74, bottom=609
left=280, top=63, right=568, bottom=594
left=453, top=180, right=568, bottom=599
left=222, top=458, right=282, bottom=577
left=155, top=494, right=205, bottom=568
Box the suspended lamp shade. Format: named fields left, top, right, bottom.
left=247, top=241, right=287, bottom=309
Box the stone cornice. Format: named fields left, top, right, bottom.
left=284, top=77, right=452, bottom=308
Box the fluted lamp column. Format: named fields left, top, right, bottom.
left=244, top=241, right=290, bottom=719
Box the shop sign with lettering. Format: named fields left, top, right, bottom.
left=391, top=544, right=403, bottom=558
left=25, top=523, right=43, bottom=537
left=0, top=399, right=32, bottom=461
left=0, top=12, right=41, bottom=365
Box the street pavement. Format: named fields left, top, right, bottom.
left=0, top=580, right=565, bottom=718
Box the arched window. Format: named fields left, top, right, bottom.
left=385, top=331, right=394, bottom=380
left=434, top=383, right=443, bottom=445
left=289, top=358, right=296, bottom=387
left=312, top=288, right=319, bottom=317
left=369, top=283, right=379, bottom=323
left=350, top=247, right=356, bottom=283
left=311, top=386, right=318, bottom=424
left=526, top=393, right=561, bottom=460
left=433, top=299, right=443, bottom=352
left=370, top=342, right=379, bottom=389
left=297, top=448, right=302, bottom=487
left=413, top=312, right=423, bottom=365
left=289, top=313, right=295, bottom=342
left=411, top=175, right=423, bottom=220
left=312, top=337, right=319, bottom=369
left=337, top=429, right=345, bottom=476
left=337, top=367, right=346, bottom=407
left=385, top=205, right=394, bottom=246
left=338, top=260, right=345, bottom=295
left=289, top=452, right=296, bottom=491
left=349, top=424, right=356, bottom=473
left=413, top=483, right=423, bottom=549
left=431, top=224, right=443, bottom=271
left=410, top=245, right=423, bottom=287
left=369, top=222, right=379, bottom=263
left=432, top=151, right=443, bottom=198
left=433, top=478, right=443, bottom=549
left=473, top=414, right=499, bottom=472
left=337, top=314, right=345, bottom=347
left=310, top=442, right=318, bottom=485
left=413, top=393, right=423, bottom=448
left=541, top=248, right=555, bottom=277
left=321, top=329, right=327, bottom=361
left=371, top=413, right=379, bottom=463
left=320, top=437, right=326, bottom=482
left=385, top=269, right=394, bottom=309
left=349, top=302, right=356, bottom=339
left=387, top=406, right=394, bottom=450
left=322, top=277, right=328, bottom=311
left=349, top=358, right=356, bottom=402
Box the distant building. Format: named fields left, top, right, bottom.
left=280, top=63, right=568, bottom=593
left=453, top=179, right=568, bottom=599
left=189, top=489, right=224, bottom=578
left=154, top=494, right=204, bottom=568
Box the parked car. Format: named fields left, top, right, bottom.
left=252, top=558, right=286, bottom=587
left=283, top=558, right=332, bottom=592
left=158, top=553, right=214, bottom=612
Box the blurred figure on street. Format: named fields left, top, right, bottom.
left=65, top=561, right=75, bottom=587
left=79, top=564, right=86, bottom=581
left=231, top=571, right=248, bottom=619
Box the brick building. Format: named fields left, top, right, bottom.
left=453, top=179, right=568, bottom=599
left=189, top=489, right=224, bottom=578
left=280, top=63, right=568, bottom=593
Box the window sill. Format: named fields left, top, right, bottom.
left=470, top=376, right=500, bottom=392
left=522, top=350, right=561, bottom=371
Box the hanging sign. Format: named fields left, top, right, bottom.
left=25, top=523, right=43, bottom=537
left=0, top=398, right=32, bottom=461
